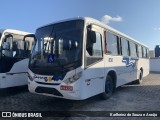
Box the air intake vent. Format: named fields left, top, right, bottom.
left=35, top=87, right=63, bottom=97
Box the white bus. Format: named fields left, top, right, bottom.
left=0, top=29, right=34, bottom=89
left=27, top=17, right=149, bottom=100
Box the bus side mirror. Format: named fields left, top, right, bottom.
left=88, top=25, right=96, bottom=43
left=90, top=31, right=96, bottom=43
left=23, top=34, right=36, bottom=54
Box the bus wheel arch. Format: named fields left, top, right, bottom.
left=101, top=71, right=117, bottom=100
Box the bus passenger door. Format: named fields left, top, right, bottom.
left=83, top=25, right=105, bottom=98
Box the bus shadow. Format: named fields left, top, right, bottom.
left=0, top=85, right=28, bottom=97
left=35, top=79, right=138, bottom=110
left=36, top=91, right=117, bottom=111
left=36, top=82, right=160, bottom=111
left=35, top=93, right=103, bottom=111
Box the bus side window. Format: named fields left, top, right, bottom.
left=138, top=45, right=142, bottom=58
left=130, top=41, right=137, bottom=58
left=127, top=41, right=130, bottom=56
left=106, top=32, right=118, bottom=55
left=121, top=38, right=129, bottom=57
left=136, top=44, right=139, bottom=57
left=117, top=36, right=121, bottom=55
left=146, top=48, right=149, bottom=58
left=86, top=30, right=103, bottom=66
left=142, top=47, right=146, bottom=58
left=141, top=46, right=144, bottom=58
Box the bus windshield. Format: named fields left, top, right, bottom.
left=29, top=20, right=84, bottom=75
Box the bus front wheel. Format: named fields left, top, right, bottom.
left=101, top=75, right=113, bottom=100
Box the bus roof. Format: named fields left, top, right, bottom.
left=37, top=17, right=148, bottom=48
left=0, top=29, right=31, bottom=35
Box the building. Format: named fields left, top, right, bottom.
left=155, top=45, right=160, bottom=57
left=149, top=50, right=155, bottom=58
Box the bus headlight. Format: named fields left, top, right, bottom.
left=63, top=72, right=82, bottom=84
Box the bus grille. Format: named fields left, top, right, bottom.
left=35, top=81, right=60, bottom=85
left=35, top=87, right=63, bottom=97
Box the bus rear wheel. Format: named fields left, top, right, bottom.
left=101, top=75, right=114, bottom=100
left=137, top=71, right=143, bottom=84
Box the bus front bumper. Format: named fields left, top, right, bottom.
left=28, top=80, right=82, bottom=100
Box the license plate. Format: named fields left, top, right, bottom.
left=60, top=85, right=73, bottom=91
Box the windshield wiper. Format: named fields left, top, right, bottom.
left=62, top=60, right=80, bottom=70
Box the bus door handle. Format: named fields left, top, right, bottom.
left=86, top=77, right=104, bottom=81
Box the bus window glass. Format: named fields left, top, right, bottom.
left=142, top=47, right=147, bottom=58
left=121, top=38, right=129, bottom=56
left=138, top=45, right=142, bottom=58
left=4, top=33, right=33, bottom=58
left=86, top=31, right=103, bottom=66
left=106, top=32, right=118, bottom=55
left=30, top=20, right=84, bottom=75
left=146, top=48, right=149, bottom=58
left=130, top=42, right=137, bottom=58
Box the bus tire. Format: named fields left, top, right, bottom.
left=101, top=75, right=114, bottom=100
left=137, top=71, right=143, bottom=84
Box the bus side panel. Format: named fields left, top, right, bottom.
left=0, top=59, right=29, bottom=88
left=105, top=55, right=139, bottom=88
left=81, top=60, right=105, bottom=99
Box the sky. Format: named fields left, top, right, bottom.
left=0, top=0, right=160, bottom=50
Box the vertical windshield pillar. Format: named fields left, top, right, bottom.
left=41, top=38, right=44, bottom=59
